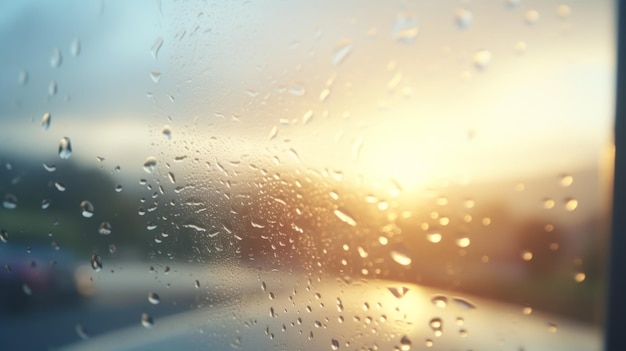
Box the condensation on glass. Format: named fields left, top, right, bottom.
left=0, top=1, right=614, bottom=350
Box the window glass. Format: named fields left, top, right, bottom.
left=0, top=1, right=614, bottom=350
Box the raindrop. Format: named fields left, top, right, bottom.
left=454, top=8, right=473, bottom=29
left=548, top=322, right=557, bottom=333
left=141, top=313, right=154, bottom=328
left=168, top=172, right=176, bottom=184
left=431, top=295, right=448, bottom=308
left=108, top=244, right=117, bottom=254
left=556, top=5, right=571, bottom=19
left=143, top=157, right=158, bottom=174
left=98, top=222, right=112, bottom=235
left=473, top=50, right=492, bottom=70
left=49, top=81, right=58, bottom=96
left=80, top=201, right=95, bottom=218
left=525, top=10, right=540, bottom=25
left=459, top=329, right=468, bottom=337
left=425, top=339, right=433, bottom=347
left=426, top=232, right=442, bottom=244
left=429, top=318, right=443, bottom=334
left=115, top=185, right=123, bottom=192
left=392, top=12, right=420, bottom=43
left=91, top=254, right=102, bottom=272
left=54, top=181, right=66, bottom=192
left=148, top=292, right=160, bottom=304
left=452, top=297, right=476, bottom=310
left=388, top=286, right=409, bottom=299
left=150, top=72, right=162, bottom=83
left=58, top=137, right=73, bottom=159
left=564, top=198, right=578, bottom=211
left=521, top=251, right=533, bottom=261
left=333, top=209, right=357, bottom=226
left=75, top=324, right=89, bottom=340
left=543, top=198, right=555, bottom=209
left=0, top=229, right=8, bottom=243
left=514, top=41, right=527, bottom=54
left=162, top=125, right=172, bottom=140
left=194, top=280, right=200, bottom=288
left=456, top=237, right=470, bottom=248
left=42, top=113, right=51, bottom=130
left=23, top=284, right=32, bottom=296
left=333, top=40, right=352, bottom=66
left=151, top=36, right=164, bottom=60
left=400, top=335, right=412, bottom=350
left=559, top=174, right=574, bottom=187
left=70, top=38, right=81, bottom=56
left=574, top=272, right=586, bottom=283
left=18, top=71, right=28, bottom=85
left=331, top=338, right=340, bottom=350
left=390, top=249, right=412, bottom=266
left=3, top=194, right=17, bottom=209
left=50, top=48, right=62, bottom=67
left=43, top=163, right=56, bottom=172
left=289, top=84, right=306, bottom=96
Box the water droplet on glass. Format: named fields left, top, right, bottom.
left=390, top=249, right=412, bottom=266
left=23, top=283, right=32, bottom=296
left=0, top=229, right=8, bottom=243
left=454, top=8, right=473, bottom=29
left=514, top=41, right=527, bottom=54
left=388, top=286, right=409, bottom=298
left=43, top=163, right=56, bottom=172
left=194, top=280, right=200, bottom=288
left=54, top=181, right=66, bottom=192
left=556, top=5, right=571, bottom=19
left=456, top=237, right=470, bottom=248
left=70, top=38, right=81, bottom=56
left=115, top=185, right=123, bottom=193
left=91, top=254, right=102, bottom=272
left=80, top=201, right=95, bottom=218
left=42, top=113, right=51, bottom=130
left=3, top=194, right=17, bottom=209
left=473, top=50, right=492, bottom=70
left=151, top=37, right=164, bottom=60
left=426, top=232, right=442, bottom=244
left=146, top=222, right=157, bottom=230
left=431, top=295, right=448, bottom=308
left=98, top=221, right=112, bottom=235
left=143, top=157, right=157, bottom=174
left=333, top=40, right=352, bottom=66
left=58, top=137, right=72, bottom=159
left=525, top=10, right=540, bottom=25
left=452, top=297, right=476, bottom=310
left=564, top=198, right=578, bottom=211
left=425, top=339, right=433, bottom=347
left=18, top=71, right=28, bottom=85
left=543, top=198, right=555, bottom=209
left=392, top=12, right=420, bottom=43
left=331, top=338, right=340, bottom=350
left=400, top=335, right=412, bottom=350
left=49, top=81, right=58, bottom=96
left=109, top=244, right=117, bottom=254
left=289, top=84, right=306, bottom=96
left=522, top=250, right=533, bottom=261
left=162, top=125, right=172, bottom=140
left=574, top=272, right=586, bottom=282
left=50, top=48, right=62, bottom=67
left=548, top=322, right=557, bottom=333
left=429, top=317, right=443, bottom=335
left=167, top=172, right=176, bottom=184
left=150, top=71, right=162, bottom=83
left=141, top=313, right=154, bottom=328
left=75, top=324, right=89, bottom=340
left=333, top=208, right=357, bottom=226
left=559, top=174, right=574, bottom=187
left=148, top=292, right=160, bottom=304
